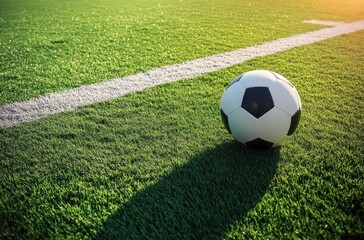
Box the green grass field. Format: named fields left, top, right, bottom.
left=1, top=0, right=364, bottom=104
left=1, top=0, right=364, bottom=239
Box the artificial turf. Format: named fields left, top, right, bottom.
left=1, top=0, right=364, bottom=239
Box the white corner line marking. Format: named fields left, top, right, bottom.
left=302, top=19, right=345, bottom=26
left=1, top=19, right=364, bottom=128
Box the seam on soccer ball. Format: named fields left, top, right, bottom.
left=269, top=71, right=279, bottom=80
left=273, top=74, right=295, bottom=88
left=274, top=106, right=291, bottom=117
left=226, top=105, right=243, bottom=116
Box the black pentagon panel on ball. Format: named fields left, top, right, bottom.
left=245, top=138, right=274, bottom=150
left=220, top=109, right=231, bottom=134
left=241, top=87, right=274, bottom=118
left=287, top=109, right=301, bottom=135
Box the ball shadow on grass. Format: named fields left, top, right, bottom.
left=94, top=141, right=280, bottom=239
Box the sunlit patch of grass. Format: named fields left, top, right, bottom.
left=2, top=0, right=364, bottom=104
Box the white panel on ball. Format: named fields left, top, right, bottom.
left=271, top=71, right=292, bottom=85
left=258, top=108, right=291, bottom=143
left=271, top=71, right=302, bottom=110
left=228, top=108, right=258, bottom=143
left=270, top=80, right=301, bottom=116
left=220, top=82, right=246, bottom=115
left=239, top=70, right=276, bottom=88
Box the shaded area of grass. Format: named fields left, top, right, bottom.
left=94, top=143, right=279, bottom=239
left=0, top=70, right=234, bottom=238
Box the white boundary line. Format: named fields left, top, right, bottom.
left=1, top=20, right=364, bottom=128
left=302, top=20, right=345, bottom=26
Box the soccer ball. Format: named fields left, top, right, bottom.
left=220, top=70, right=301, bottom=149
